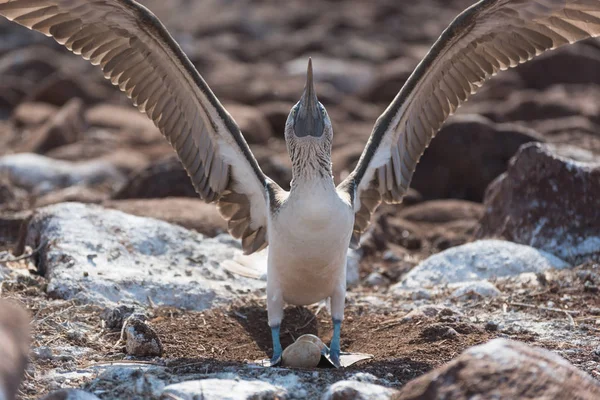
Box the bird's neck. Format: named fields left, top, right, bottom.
left=288, top=139, right=333, bottom=191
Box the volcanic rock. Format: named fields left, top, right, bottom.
left=0, top=153, right=126, bottom=195
left=517, top=42, right=600, bottom=89
left=113, top=155, right=196, bottom=199
left=410, top=114, right=540, bottom=201
left=226, top=103, right=273, bottom=144
left=21, top=98, right=84, bottom=154
left=479, top=143, right=600, bottom=264
left=394, top=339, right=600, bottom=400
left=123, top=314, right=163, bottom=357
left=103, top=198, right=228, bottom=237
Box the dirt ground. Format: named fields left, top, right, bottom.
left=2, top=257, right=599, bottom=398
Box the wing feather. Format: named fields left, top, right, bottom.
left=0, top=0, right=280, bottom=254
left=339, top=0, right=600, bottom=245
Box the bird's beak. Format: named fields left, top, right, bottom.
left=294, top=58, right=324, bottom=137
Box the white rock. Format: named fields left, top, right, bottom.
left=24, top=203, right=265, bottom=309
left=321, top=381, right=398, bottom=400
left=392, top=240, right=569, bottom=292
left=32, top=346, right=54, bottom=360
left=161, top=379, right=286, bottom=400
left=0, top=153, right=125, bottom=194
left=451, top=280, right=502, bottom=299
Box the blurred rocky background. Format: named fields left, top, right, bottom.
left=0, top=0, right=599, bottom=399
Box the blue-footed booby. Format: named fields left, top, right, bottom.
left=2, top=0, right=600, bottom=366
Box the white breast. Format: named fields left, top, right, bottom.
left=267, top=181, right=354, bottom=305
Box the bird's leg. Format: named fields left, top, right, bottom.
left=270, top=324, right=282, bottom=365
left=328, top=281, right=346, bottom=368
left=330, top=318, right=342, bottom=367
left=267, top=283, right=284, bottom=366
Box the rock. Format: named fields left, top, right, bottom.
left=0, top=173, right=29, bottom=212
left=332, top=142, right=365, bottom=181
left=48, top=146, right=151, bottom=175
left=517, top=42, right=600, bottom=89
left=35, top=186, right=107, bottom=207
left=39, top=389, right=101, bottom=400
left=475, top=85, right=600, bottom=124
left=85, top=104, right=157, bottom=133
left=394, top=339, right=600, bottom=400
left=161, top=379, right=287, bottom=400
left=32, top=346, right=54, bottom=360
left=258, top=102, right=291, bottom=138
left=124, top=314, right=163, bottom=357
left=479, top=143, right=600, bottom=264
left=364, top=272, right=388, bottom=287
left=21, top=98, right=84, bottom=154
left=450, top=281, right=501, bottom=299
left=398, top=200, right=483, bottom=224
left=27, top=73, right=109, bottom=106
left=0, top=153, right=126, bottom=195
left=0, top=300, right=30, bottom=400
left=0, top=46, right=60, bottom=82
left=251, top=144, right=293, bottom=190
left=113, top=155, right=197, bottom=199
left=410, top=114, right=541, bottom=201
left=12, top=101, right=58, bottom=127
left=22, top=203, right=264, bottom=309
left=323, top=381, right=398, bottom=400
left=391, top=239, right=569, bottom=292
left=360, top=57, right=415, bottom=103
left=226, top=103, right=272, bottom=144
left=286, top=56, right=375, bottom=95
left=102, top=305, right=136, bottom=331
left=346, top=248, right=362, bottom=287
left=103, top=198, right=228, bottom=237
left=401, top=306, right=456, bottom=322
left=0, top=211, right=30, bottom=247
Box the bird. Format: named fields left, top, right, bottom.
left=2, top=0, right=600, bottom=367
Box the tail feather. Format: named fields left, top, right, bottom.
left=221, top=250, right=268, bottom=281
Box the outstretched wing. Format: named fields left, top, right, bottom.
left=0, top=0, right=279, bottom=254
left=339, top=0, right=600, bottom=247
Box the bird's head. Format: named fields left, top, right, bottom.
left=285, top=58, right=332, bottom=144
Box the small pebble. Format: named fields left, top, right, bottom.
left=364, top=272, right=388, bottom=287
left=32, top=346, right=53, bottom=360
left=485, top=321, right=499, bottom=332
left=124, top=314, right=163, bottom=357
left=444, top=327, right=459, bottom=338
left=102, top=305, right=136, bottom=331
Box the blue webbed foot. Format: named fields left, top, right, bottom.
left=329, top=319, right=342, bottom=368
left=270, top=325, right=282, bottom=366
